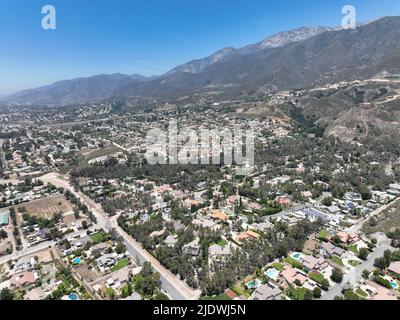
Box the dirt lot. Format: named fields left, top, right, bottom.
left=15, top=195, right=73, bottom=224
left=363, top=200, right=400, bottom=234
left=76, top=264, right=102, bottom=283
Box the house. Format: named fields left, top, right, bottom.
left=301, top=191, right=313, bottom=199
left=97, top=254, right=117, bottom=268
left=13, top=257, right=34, bottom=274
left=301, top=255, right=329, bottom=272
left=107, top=267, right=131, bottom=289
left=164, top=235, right=178, bottom=247
left=183, top=239, right=201, bottom=256
left=388, top=261, right=400, bottom=280
left=345, top=192, right=363, bottom=202
left=335, top=231, right=358, bottom=244
left=90, top=243, right=110, bottom=256
left=252, top=284, right=282, bottom=300
left=303, top=208, right=329, bottom=222
left=326, top=206, right=341, bottom=214
left=122, top=292, right=142, bottom=300
left=208, top=244, right=231, bottom=260
left=235, top=230, right=261, bottom=242
left=211, top=210, right=229, bottom=221
left=281, top=268, right=308, bottom=286
left=10, top=271, right=36, bottom=288
left=192, top=217, right=219, bottom=230
left=277, top=196, right=292, bottom=207
left=320, top=242, right=346, bottom=258
left=251, top=221, right=274, bottom=233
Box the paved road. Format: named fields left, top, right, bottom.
left=321, top=244, right=394, bottom=300
left=0, top=240, right=56, bottom=265
left=0, top=139, right=8, bottom=171
left=39, top=172, right=200, bottom=300
left=346, top=197, right=400, bottom=234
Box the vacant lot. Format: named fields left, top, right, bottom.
left=362, top=200, right=400, bottom=234
left=15, top=195, right=73, bottom=224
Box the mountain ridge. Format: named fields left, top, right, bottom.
left=3, top=16, right=400, bottom=106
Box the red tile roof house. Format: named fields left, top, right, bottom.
left=281, top=268, right=308, bottom=286
left=277, top=196, right=292, bottom=207
left=335, top=231, right=359, bottom=244
left=10, top=271, right=36, bottom=288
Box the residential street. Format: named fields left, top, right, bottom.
left=321, top=244, right=395, bottom=300
left=0, top=240, right=56, bottom=265
left=39, top=172, right=201, bottom=300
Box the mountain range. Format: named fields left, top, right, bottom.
left=2, top=16, right=400, bottom=106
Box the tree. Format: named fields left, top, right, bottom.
left=331, top=268, right=344, bottom=283
left=321, top=279, right=330, bottom=291
left=362, top=269, right=370, bottom=279
left=0, top=229, right=7, bottom=239
left=322, top=197, right=333, bottom=206
left=0, top=288, right=14, bottom=300
left=313, top=287, right=322, bottom=299
left=304, top=290, right=313, bottom=300
left=358, top=248, right=369, bottom=261
left=374, top=257, right=387, bottom=270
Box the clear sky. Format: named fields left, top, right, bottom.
left=1, top=0, right=400, bottom=95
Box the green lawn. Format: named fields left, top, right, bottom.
left=200, top=293, right=232, bottom=300
left=348, top=245, right=359, bottom=255
left=230, top=286, right=251, bottom=298
left=271, top=262, right=285, bottom=271
left=317, top=230, right=330, bottom=241
left=309, top=272, right=325, bottom=284
left=284, top=257, right=303, bottom=270
left=216, top=239, right=228, bottom=247
left=349, top=260, right=361, bottom=267
left=90, top=232, right=108, bottom=244
left=111, top=258, right=130, bottom=272
left=105, top=287, right=115, bottom=298
left=329, top=255, right=345, bottom=267
left=286, top=287, right=308, bottom=300
left=356, top=288, right=368, bottom=298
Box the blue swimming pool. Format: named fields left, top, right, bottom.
left=72, top=257, right=81, bottom=265
left=389, top=280, right=398, bottom=289
left=68, top=293, right=78, bottom=301
left=291, top=252, right=303, bottom=260
left=265, top=268, right=280, bottom=280
left=245, top=279, right=261, bottom=289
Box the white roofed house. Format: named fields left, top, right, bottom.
left=164, top=235, right=178, bottom=248
left=208, top=243, right=232, bottom=269
left=183, top=239, right=201, bottom=256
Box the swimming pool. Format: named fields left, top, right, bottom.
left=68, top=293, right=78, bottom=301
left=291, top=252, right=304, bottom=260
left=265, top=268, right=280, bottom=280
left=389, top=280, right=399, bottom=289
left=72, top=257, right=82, bottom=265
left=245, top=279, right=261, bottom=289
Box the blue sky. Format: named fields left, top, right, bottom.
left=1, top=0, right=400, bottom=95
